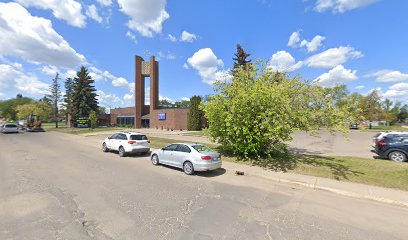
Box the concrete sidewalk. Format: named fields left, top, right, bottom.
left=221, top=160, right=408, bottom=208
left=62, top=131, right=408, bottom=208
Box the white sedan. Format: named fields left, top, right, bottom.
left=150, top=143, right=222, bottom=175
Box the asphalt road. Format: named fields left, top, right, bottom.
left=1, top=131, right=407, bottom=240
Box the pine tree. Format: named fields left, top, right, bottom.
left=188, top=96, right=203, bottom=131
left=233, top=44, right=251, bottom=70
left=71, top=66, right=98, bottom=120
left=47, top=73, right=61, bottom=128
left=63, top=77, right=74, bottom=122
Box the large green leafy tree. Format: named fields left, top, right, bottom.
left=0, top=95, right=34, bottom=120
left=71, top=66, right=98, bottom=120
left=359, top=90, right=383, bottom=121
left=204, top=62, right=354, bottom=159
left=188, top=96, right=203, bottom=131
left=47, top=73, right=62, bottom=128
left=233, top=44, right=251, bottom=71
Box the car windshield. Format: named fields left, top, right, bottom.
left=192, top=145, right=213, bottom=153
left=5, top=124, right=17, bottom=128
left=373, top=133, right=381, bottom=137
left=130, top=135, right=148, bottom=140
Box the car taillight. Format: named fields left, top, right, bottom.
left=374, top=137, right=379, bottom=142
left=147, top=140, right=150, bottom=143
left=219, top=154, right=222, bottom=160
left=201, top=156, right=212, bottom=161
left=377, top=142, right=387, bottom=147
left=128, top=141, right=137, bottom=144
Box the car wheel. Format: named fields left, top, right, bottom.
left=118, top=146, right=126, bottom=157
left=388, top=151, right=407, bottom=162
left=102, top=143, right=109, bottom=152
left=151, top=154, right=159, bottom=165
left=183, top=161, right=194, bottom=175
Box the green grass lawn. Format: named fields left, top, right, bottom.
left=147, top=136, right=408, bottom=191
left=361, top=125, right=408, bottom=131
left=42, top=123, right=123, bottom=135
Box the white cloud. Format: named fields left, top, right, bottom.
left=268, top=51, right=303, bottom=72
left=123, top=94, right=133, bottom=102
left=314, top=0, right=381, bottom=13
left=187, top=48, right=225, bottom=85
left=16, top=0, right=86, bottom=28
left=112, top=77, right=129, bottom=87
left=287, top=31, right=301, bottom=48
left=64, top=69, right=77, bottom=79
left=0, top=64, right=49, bottom=97
left=181, top=97, right=190, bottom=101
left=85, top=4, right=102, bottom=23
left=168, top=34, right=177, bottom=42
left=157, top=51, right=176, bottom=60
left=117, top=0, right=170, bottom=37
left=181, top=31, right=197, bottom=42
left=382, top=83, right=408, bottom=102
left=159, top=96, right=172, bottom=103
left=97, top=90, right=123, bottom=105
left=313, top=65, right=358, bottom=87
left=305, top=46, right=363, bottom=68
left=367, top=70, right=408, bottom=83
left=287, top=31, right=325, bottom=52
left=97, top=0, right=113, bottom=6
left=42, top=65, right=60, bottom=76
left=300, top=35, right=326, bottom=52
left=0, top=3, right=86, bottom=68
left=183, top=63, right=189, bottom=69
left=126, top=31, right=138, bottom=44
left=355, top=85, right=365, bottom=90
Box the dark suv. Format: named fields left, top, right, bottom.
left=375, top=136, right=408, bottom=162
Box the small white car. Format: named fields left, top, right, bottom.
left=102, top=132, right=150, bottom=157
left=2, top=124, right=19, bottom=133
left=150, top=143, right=222, bottom=175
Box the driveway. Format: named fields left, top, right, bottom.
left=1, top=131, right=407, bottom=239
left=289, top=130, right=376, bottom=158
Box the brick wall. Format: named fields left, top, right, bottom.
left=150, top=108, right=189, bottom=130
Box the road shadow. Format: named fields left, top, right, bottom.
left=155, top=164, right=226, bottom=177
left=195, top=168, right=226, bottom=178
left=222, top=148, right=364, bottom=181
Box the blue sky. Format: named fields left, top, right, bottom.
left=1, top=0, right=408, bottom=109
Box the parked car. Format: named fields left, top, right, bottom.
left=372, top=131, right=408, bottom=147
left=102, top=132, right=150, bottom=157
left=150, top=143, right=222, bottom=175
left=1, top=123, right=19, bottom=133
left=375, top=136, right=408, bottom=162
left=349, top=124, right=359, bottom=130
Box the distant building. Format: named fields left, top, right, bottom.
left=110, top=56, right=189, bottom=130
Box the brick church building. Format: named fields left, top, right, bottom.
left=110, top=56, right=190, bottom=130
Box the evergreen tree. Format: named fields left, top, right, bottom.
left=188, top=96, right=203, bottom=131
left=47, top=73, right=62, bottom=128
left=63, top=77, right=74, bottom=122
left=71, top=66, right=98, bottom=120
left=233, top=44, right=251, bottom=70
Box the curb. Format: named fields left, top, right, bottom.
left=260, top=175, right=408, bottom=208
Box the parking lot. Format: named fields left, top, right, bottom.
left=88, top=129, right=378, bottom=159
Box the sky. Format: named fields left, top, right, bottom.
left=0, top=0, right=408, bottom=110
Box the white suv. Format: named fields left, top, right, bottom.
left=102, top=132, right=150, bottom=157
left=372, top=131, right=408, bottom=147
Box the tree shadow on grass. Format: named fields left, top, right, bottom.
left=217, top=146, right=364, bottom=180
